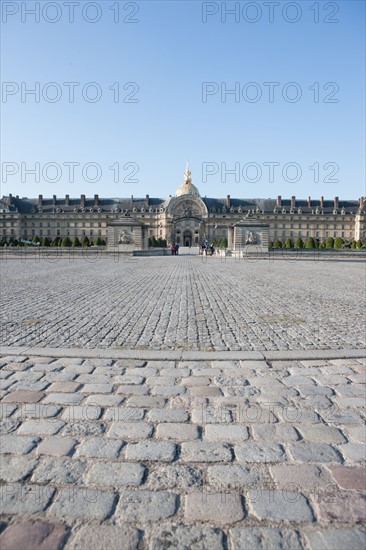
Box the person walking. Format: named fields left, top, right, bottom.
left=171, top=243, right=176, bottom=255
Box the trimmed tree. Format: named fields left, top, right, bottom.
left=305, top=237, right=316, bottom=249
left=41, top=237, right=51, bottom=247
left=72, top=236, right=81, bottom=247
left=273, top=239, right=282, bottom=248
left=334, top=237, right=344, bottom=249
left=81, top=235, right=90, bottom=247
left=326, top=237, right=334, bottom=248
left=283, top=238, right=293, bottom=249
left=148, top=236, right=157, bottom=247
left=356, top=239, right=362, bottom=248
left=93, top=236, right=104, bottom=246
left=268, top=241, right=274, bottom=249
left=294, top=236, right=303, bottom=249
left=61, top=236, right=72, bottom=247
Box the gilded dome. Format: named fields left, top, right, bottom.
left=176, top=162, right=200, bottom=197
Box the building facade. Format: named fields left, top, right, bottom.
left=1, top=164, right=365, bottom=245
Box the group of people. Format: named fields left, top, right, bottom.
left=170, top=242, right=215, bottom=255
left=170, top=243, right=180, bottom=255
left=200, top=242, right=215, bottom=256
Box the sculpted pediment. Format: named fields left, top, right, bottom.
left=169, top=195, right=208, bottom=218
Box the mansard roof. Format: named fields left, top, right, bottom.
left=2, top=195, right=363, bottom=215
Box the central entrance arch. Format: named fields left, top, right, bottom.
left=183, top=229, right=192, bottom=247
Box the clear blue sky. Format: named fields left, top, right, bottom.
left=1, top=0, right=365, bottom=200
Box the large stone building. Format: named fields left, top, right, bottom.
left=1, top=164, right=365, bottom=245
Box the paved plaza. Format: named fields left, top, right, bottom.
left=1, top=255, right=365, bottom=351
left=0, top=256, right=365, bottom=549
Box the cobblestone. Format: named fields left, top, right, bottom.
left=248, top=490, right=314, bottom=522
left=149, top=525, right=224, bottom=550
left=339, top=443, right=366, bottom=461
left=107, top=422, right=153, bottom=440
left=49, top=487, right=116, bottom=521
left=47, top=382, right=82, bottom=393
left=270, top=464, right=332, bottom=490
left=296, top=424, right=346, bottom=444
left=75, top=437, right=123, bottom=458
left=207, top=464, right=261, bottom=487
left=31, top=457, right=87, bottom=484
left=117, top=490, right=177, bottom=522
left=68, top=525, right=139, bottom=550
left=181, top=442, right=232, bottom=462
left=147, top=408, right=188, bottom=423
left=18, top=419, right=65, bottom=436
left=327, top=465, right=366, bottom=490
left=146, top=464, right=202, bottom=490
left=2, top=258, right=364, bottom=351
left=235, top=443, right=286, bottom=463
left=205, top=424, right=249, bottom=442
left=0, top=484, right=55, bottom=515
left=184, top=492, right=245, bottom=524
left=87, top=462, right=145, bottom=486
left=36, top=437, right=77, bottom=457
left=3, top=390, right=44, bottom=403
left=289, top=443, right=342, bottom=463
left=0, top=255, right=365, bottom=549
left=304, top=528, right=366, bottom=550
left=125, top=441, right=177, bottom=462
left=229, top=527, right=304, bottom=550
left=316, top=492, right=366, bottom=523
left=156, top=423, right=199, bottom=440
left=0, top=434, right=40, bottom=454
left=0, top=521, right=69, bottom=550
left=0, top=455, right=38, bottom=482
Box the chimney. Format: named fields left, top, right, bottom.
left=53, top=194, right=57, bottom=206
left=320, top=196, right=324, bottom=208
left=94, top=194, right=99, bottom=207
left=276, top=195, right=282, bottom=207
left=65, top=194, right=70, bottom=206
left=291, top=195, right=295, bottom=208
left=38, top=194, right=43, bottom=206
left=226, top=195, right=231, bottom=208
left=307, top=196, right=311, bottom=207
left=334, top=196, right=339, bottom=209
left=80, top=194, right=86, bottom=208
left=146, top=194, right=149, bottom=205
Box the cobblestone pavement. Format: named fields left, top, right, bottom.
left=0, top=352, right=365, bottom=549
left=1, top=256, right=365, bottom=351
